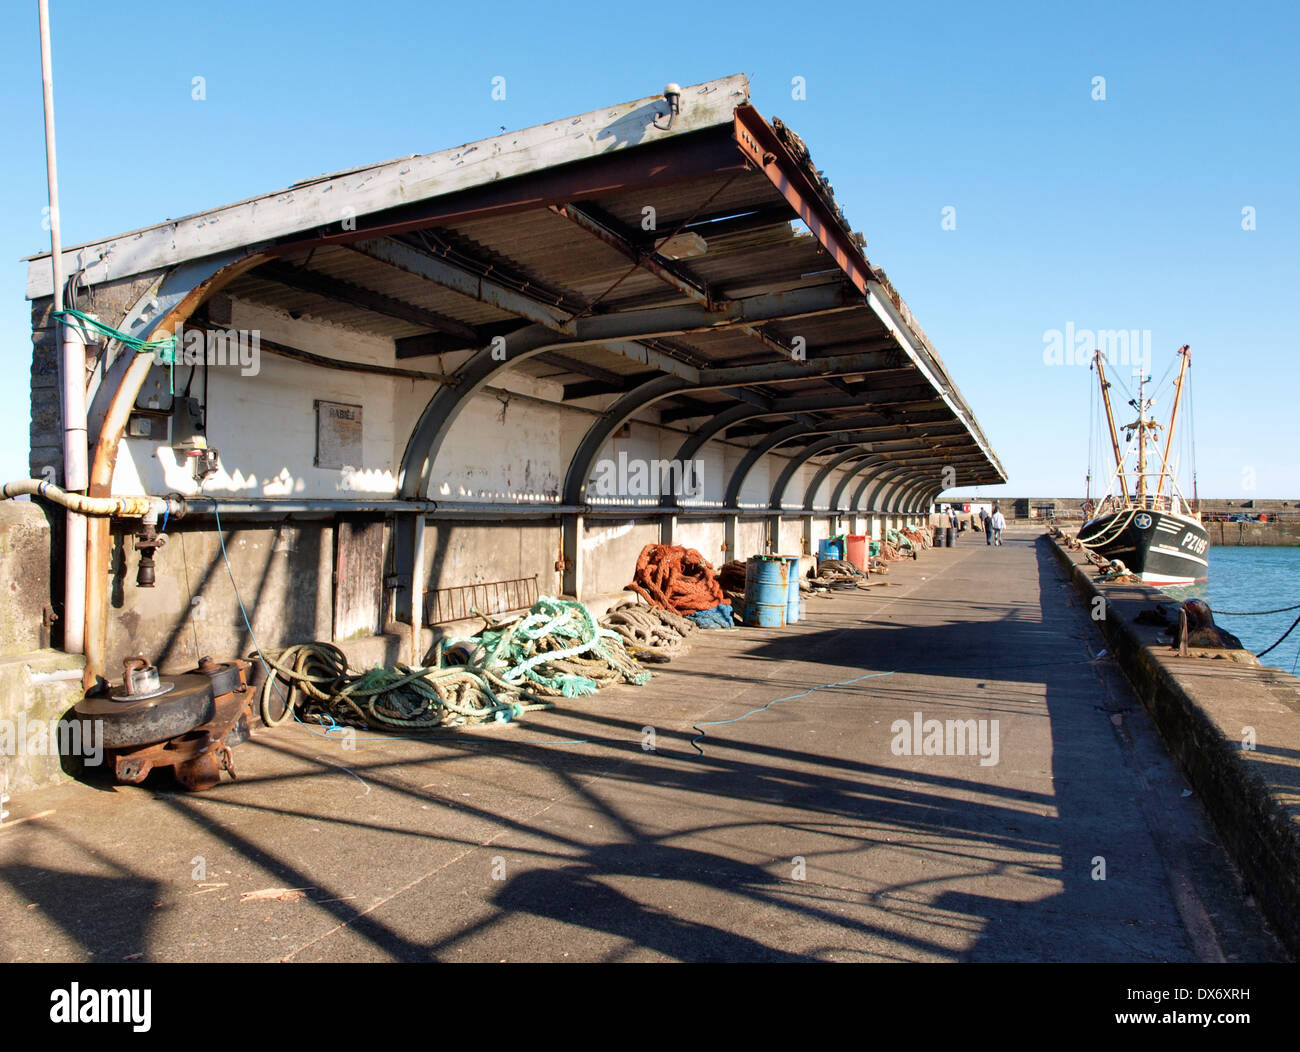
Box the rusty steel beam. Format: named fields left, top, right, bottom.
left=733, top=106, right=877, bottom=298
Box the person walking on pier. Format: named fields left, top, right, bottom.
left=991, top=505, right=1006, bottom=546
left=948, top=505, right=959, bottom=541
left=980, top=507, right=992, bottom=545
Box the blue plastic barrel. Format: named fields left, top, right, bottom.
left=744, top=556, right=788, bottom=627
left=782, top=555, right=801, bottom=623
left=818, top=537, right=845, bottom=562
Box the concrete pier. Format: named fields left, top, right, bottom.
left=0, top=528, right=1285, bottom=962
left=1049, top=533, right=1300, bottom=958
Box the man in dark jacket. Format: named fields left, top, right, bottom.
left=980, top=507, right=992, bottom=545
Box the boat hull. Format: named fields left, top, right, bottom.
left=1076, top=508, right=1209, bottom=585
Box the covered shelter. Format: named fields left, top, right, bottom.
left=23, top=73, right=1005, bottom=684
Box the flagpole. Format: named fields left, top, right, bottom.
left=39, top=0, right=87, bottom=655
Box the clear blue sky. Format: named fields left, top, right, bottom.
left=3, top=0, right=1296, bottom=497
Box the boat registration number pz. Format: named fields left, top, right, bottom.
left=1182, top=532, right=1208, bottom=556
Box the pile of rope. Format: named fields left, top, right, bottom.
left=717, top=559, right=747, bottom=593
left=899, top=526, right=932, bottom=551
left=628, top=544, right=733, bottom=628
left=600, top=602, right=696, bottom=663
left=716, top=560, right=749, bottom=607
left=874, top=530, right=925, bottom=563
left=886, top=529, right=917, bottom=554
left=258, top=641, right=553, bottom=731
left=456, top=597, right=651, bottom=696
left=259, top=597, right=650, bottom=732
left=1095, top=559, right=1138, bottom=583
left=809, top=557, right=867, bottom=590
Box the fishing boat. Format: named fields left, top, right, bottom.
left=1075, top=345, right=1209, bottom=585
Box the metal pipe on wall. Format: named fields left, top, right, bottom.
left=38, top=0, right=87, bottom=655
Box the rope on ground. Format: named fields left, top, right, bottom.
left=809, top=557, right=867, bottom=590
left=627, top=543, right=733, bottom=628
left=259, top=641, right=552, bottom=731
left=454, top=596, right=651, bottom=696
left=600, top=603, right=694, bottom=662
left=260, top=597, right=651, bottom=732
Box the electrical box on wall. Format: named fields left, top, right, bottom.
left=171, top=396, right=207, bottom=452
left=126, top=411, right=169, bottom=441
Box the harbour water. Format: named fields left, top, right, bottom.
left=1163, top=546, right=1300, bottom=671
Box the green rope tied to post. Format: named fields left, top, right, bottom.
left=52, top=307, right=177, bottom=394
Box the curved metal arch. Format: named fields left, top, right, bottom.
left=897, top=478, right=933, bottom=514
left=402, top=325, right=690, bottom=498
left=901, top=484, right=926, bottom=514
left=830, top=454, right=891, bottom=510
left=664, top=386, right=933, bottom=475
left=915, top=483, right=944, bottom=514
left=856, top=462, right=914, bottom=511
left=723, top=417, right=959, bottom=507
left=666, top=401, right=773, bottom=469
left=560, top=373, right=703, bottom=505
left=885, top=473, right=926, bottom=513
left=563, top=366, right=928, bottom=508
left=804, top=449, right=883, bottom=511
left=663, top=395, right=934, bottom=508
left=893, top=475, right=932, bottom=514
left=770, top=436, right=872, bottom=509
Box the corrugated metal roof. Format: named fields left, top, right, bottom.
left=30, top=73, right=1004, bottom=489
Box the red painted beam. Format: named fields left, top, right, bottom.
left=732, top=105, right=875, bottom=297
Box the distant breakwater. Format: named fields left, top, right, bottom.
left=1206, top=521, right=1300, bottom=547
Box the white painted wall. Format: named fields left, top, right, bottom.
left=115, top=301, right=402, bottom=497
left=674, top=519, right=726, bottom=564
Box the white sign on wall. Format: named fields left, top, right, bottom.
left=315, top=400, right=363, bottom=469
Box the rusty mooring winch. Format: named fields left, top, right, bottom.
left=75, top=654, right=254, bottom=791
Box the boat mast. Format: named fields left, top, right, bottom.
left=1135, top=368, right=1148, bottom=505
left=1155, top=345, right=1191, bottom=503
left=1093, top=351, right=1129, bottom=501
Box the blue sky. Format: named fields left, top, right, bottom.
left=2, top=0, right=1295, bottom=497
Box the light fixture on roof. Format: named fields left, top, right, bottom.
left=654, top=231, right=708, bottom=260
left=653, top=83, right=682, bottom=131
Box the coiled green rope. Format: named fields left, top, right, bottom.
left=260, top=597, right=650, bottom=732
